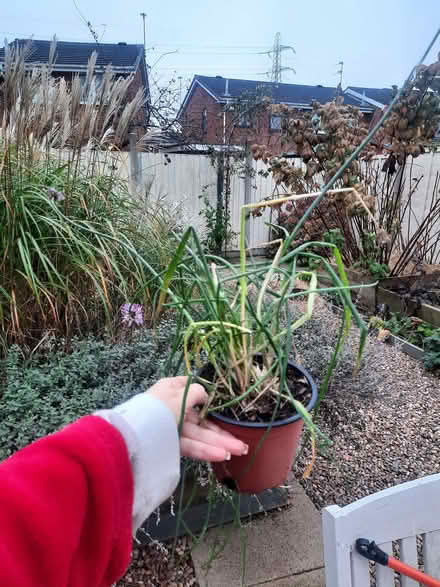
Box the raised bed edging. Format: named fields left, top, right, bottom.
left=377, top=286, right=440, bottom=329
left=326, top=300, right=425, bottom=363
left=224, top=259, right=440, bottom=327
left=317, top=265, right=440, bottom=328
left=316, top=266, right=376, bottom=310
left=387, top=334, right=424, bottom=362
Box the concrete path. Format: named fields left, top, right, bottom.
left=191, top=481, right=325, bottom=587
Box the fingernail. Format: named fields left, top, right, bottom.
left=242, top=444, right=249, bottom=455
left=225, top=452, right=231, bottom=461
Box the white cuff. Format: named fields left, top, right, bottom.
left=96, top=393, right=180, bottom=533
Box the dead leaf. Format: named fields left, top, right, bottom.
left=377, top=328, right=391, bottom=342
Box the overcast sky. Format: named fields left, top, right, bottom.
left=3, top=1, right=440, bottom=94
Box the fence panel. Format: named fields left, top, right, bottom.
left=136, top=152, right=218, bottom=232
left=123, top=149, right=440, bottom=256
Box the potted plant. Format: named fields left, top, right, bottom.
left=155, top=190, right=367, bottom=494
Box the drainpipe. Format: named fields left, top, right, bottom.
left=223, top=110, right=226, bottom=145
left=223, top=78, right=230, bottom=145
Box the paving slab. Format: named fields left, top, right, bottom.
left=253, top=568, right=325, bottom=586
left=191, top=481, right=324, bottom=587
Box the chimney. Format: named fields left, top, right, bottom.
left=224, top=78, right=230, bottom=97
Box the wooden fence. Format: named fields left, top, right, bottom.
left=121, top=147, right=440, bottom=254
left=126, top=148, right=300, bottom=252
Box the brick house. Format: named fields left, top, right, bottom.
left=178, top=75, right=394, bottom=153
left=0, top=39, right=150, bottom=130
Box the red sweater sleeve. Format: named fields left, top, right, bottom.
left=0, top=415, right=134, bottom=587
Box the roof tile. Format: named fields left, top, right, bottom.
left=346, top=86, right=394, bottom=106
left=0, top=39, right=143, bottom=69
left=191, top=75, right=392, bottom=111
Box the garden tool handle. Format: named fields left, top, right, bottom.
left=356, top=539, right=440, bottom=587
left=388, top=557, right=440, bottom=587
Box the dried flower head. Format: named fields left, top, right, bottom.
left=376, top=228, right=391, bottom=245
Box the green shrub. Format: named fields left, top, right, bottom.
left=424, top=330, right=440, bottom=372
left=0, top=320, right=177, bottom=459
left=382, top=312, right=438, bottom=349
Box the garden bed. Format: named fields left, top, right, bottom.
left=316, top=264, right=377, bottom=311
left=317, top=264, right=440, bottom=329
left=381, top=273, right=440, bottom=308
left=377, top=284, right=440, bottom=329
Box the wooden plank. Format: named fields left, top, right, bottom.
left=420, top=303, right=440, bottom=328
left=137, top=486, right=289, bottom=543
left=381, top=275, right=425, bottom=290
left=324, top=475, right=440, bottom=562
left=377, top=287, right=410, bottom=314
left=399, top=536, right=419, bottom=587
left=325, top=299, right=425, bottom=363
left=350, top=549, right=370, bottom=587
left=389, top=336, right=424, bottom=361
left=376, top=542, right=394, bottom=587
left=317, top=270, right=376, bottom=310
left=377, top=287, right=440, bottom=328
left=424, top=530, right=440, bottom=578
left=322, top=506, right=354, bottom=587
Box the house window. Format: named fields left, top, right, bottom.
left=311, top=113, right=321, bottom=130
left=238, top=109, right=252, bottom=128
left=270, top=115, right=282, bottom=130
left=201, top=108, right=208, bottom=133
left=78, top=72, right=104, bottom=103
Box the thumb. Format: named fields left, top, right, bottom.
left=185, top=383, right=209, bottom=411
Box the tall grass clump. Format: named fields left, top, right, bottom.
left=0, top=39, right=179, bottom=351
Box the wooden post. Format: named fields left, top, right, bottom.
left=244, top=149, right=253, bottom=248
left=129, top=132, right=140, bottom=196
left=215, top=151, right=225, bottom=255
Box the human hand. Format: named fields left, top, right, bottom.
left=148, top=376, right=248, bottom=462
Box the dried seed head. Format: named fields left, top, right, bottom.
left=376, top=228, right=391, bottom=245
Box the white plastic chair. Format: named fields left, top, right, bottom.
left=322, top=473, right=440, bottom=586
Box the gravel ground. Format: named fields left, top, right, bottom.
left=292, top=295, right=440, bottom=508
left=117, top=538, right=198, bottom=587
left=118, top=293, right=440, bottom=585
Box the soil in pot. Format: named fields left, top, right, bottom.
left=199, top=359, right=317, bottom=494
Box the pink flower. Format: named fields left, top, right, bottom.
left=120, top=303, right=144, bottom=327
